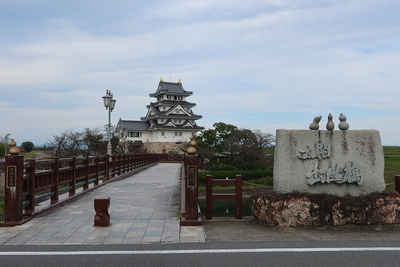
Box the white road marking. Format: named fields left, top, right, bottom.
left=1, top=247, right=400, bottom=256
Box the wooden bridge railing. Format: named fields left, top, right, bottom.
left=206, top=174, right=243, bottom=220
left=2, top=153, right=177, bottom=225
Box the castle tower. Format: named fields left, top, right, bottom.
left=116, top=79, right=204, bottom=153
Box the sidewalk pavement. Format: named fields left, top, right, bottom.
left=3, top=162, right=400, bottom=246
left=203, top=218, right=400, bottom=243
left=0, top=163, right=205, bottom=245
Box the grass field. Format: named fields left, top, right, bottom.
left=23, top=151, right=39, bottom=158
left=383, top=146, right=400, bottom=192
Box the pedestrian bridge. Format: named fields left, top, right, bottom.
left=0, top=163, right=205, bottom=245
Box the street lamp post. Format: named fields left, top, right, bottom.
left=102, top=90, right=116, bottom=155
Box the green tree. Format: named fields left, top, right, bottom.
left=195, top=124, right=274, bottom=171
left=195, top=129, right=217, bottom=147
left=83, top=127, right=105, bottom=155
left=0, top=142, right=4, bottom=158
left=110, top=135, right=120, bottom=154
left=226, top=129, right=259, bottom=170
left=0, top=133, right=11, bottom=157
left=212, top=122, right=238, bottom=150
left=194, top=123, right=239, bottom=170
left=194, top=129, right=218, bottom=169
left=21, top=141, right=35, bottom=152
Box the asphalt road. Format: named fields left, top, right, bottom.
left=3, top=217, right=400, bottom=267
left=1, top=241, right=400, bottom=267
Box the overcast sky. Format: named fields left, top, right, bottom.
left=1, top=0, right=399, bottom=146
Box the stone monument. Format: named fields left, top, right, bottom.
left=273, top=114, right=385, bottom=197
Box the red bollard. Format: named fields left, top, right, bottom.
left=94, top=197, right=110, bottom=226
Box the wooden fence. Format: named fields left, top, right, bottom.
left=206, top=174, right=243, bottom=220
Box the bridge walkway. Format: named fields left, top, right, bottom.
left=0, top=163, right=205, bottom=245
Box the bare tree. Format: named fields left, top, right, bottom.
left=47, top=131, right=68, bottom=157
left=47, top=129, right=94, bottom=157
left=253, top=129, right=275, bottom=153
left=64, top=130, right=84, bottom=156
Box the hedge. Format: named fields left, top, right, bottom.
left=198, top=169, right=273, bottom=183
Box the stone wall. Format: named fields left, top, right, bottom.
left=143, top=142, right=187, bottom=154
left=252, top=190, right=400, bottom=227
left=273, top=129, right=385, bottom=197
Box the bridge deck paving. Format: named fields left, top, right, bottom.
left=0, top=163, right=205, bottom=245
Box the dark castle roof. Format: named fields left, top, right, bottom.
left=149, top=81, right=193, bottom=97
left=117, top=120, right=149, bottom=131
left=141, top=102, right=202, bottom=121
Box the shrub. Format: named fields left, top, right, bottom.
left=198, top=169, right=273, bottom=184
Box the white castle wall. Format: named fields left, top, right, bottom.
left=125, top=131, right=194, bottom=143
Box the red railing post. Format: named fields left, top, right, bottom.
left=122, top=154, right=126, bottom=174
left=25, top=159, right=36, bottom=215
left=117, top=154, right=121, bottom=175
left=51, top=158, right=59, bottom=205
left=94, top=156, right=100, bottom=186
left=111, top=154, right=116, bottom=178
left=83, top=156, right=89, bottom=190
left=4, top=155, right=24, bottom=223
left=181, top=153, right=201, bottom=226
left=129, top=154, right=133, bottom=171
left=104, top=154, right=109, bottom=180
left=235, top=175, right=243, bottom=219
left=69, top=157, right=76, bottom=196
left=206, top=175, right=213, bottom=220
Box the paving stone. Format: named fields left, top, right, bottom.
left=144, top=231, right=162, bottom=238
left=3, top=237, right=31, bottom=245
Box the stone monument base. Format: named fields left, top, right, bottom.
left=252, top=189, right=400, bottom=227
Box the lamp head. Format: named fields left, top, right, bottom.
left=102, top=93, right=112, bottom=109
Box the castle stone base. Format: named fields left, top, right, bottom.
left=143, top=142, right=187, bottom=154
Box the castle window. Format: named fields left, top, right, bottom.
left=161, top=132, right=165, bottom=136
left=130, top=132, right=142, bottom=138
